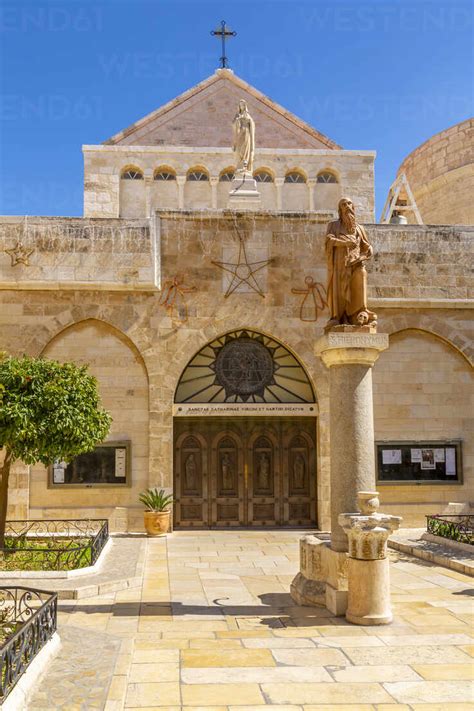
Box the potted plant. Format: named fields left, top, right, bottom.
left=139, top=488, right=174, bottom=535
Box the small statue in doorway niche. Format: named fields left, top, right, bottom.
left=257, top=452, right=270, bottom=489
left=325, top=197, right=377, bottom=328
left=293, top=454, right=305, bottom=490
left=184, top=453, right=197, bottom=490
left=221, top=453, right=234, bottom=490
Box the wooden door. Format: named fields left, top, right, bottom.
left=283, top=425, right=317, bottom=526
left=246, top=429, right=280, bottom=526
left=210, top=431, right=245, bottom=527
left=174, top=432, right=209, bottom=527
left=174, top=416, right=317, bottom=528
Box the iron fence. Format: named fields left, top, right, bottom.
left=0, top=586, right=57, bottom=701
left=426, top=514, right=473, bottom=545
left=1, top=519, right=109, bottom=570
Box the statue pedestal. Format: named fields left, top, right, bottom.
left=228, top=171, right=261, bottom=209
left=316, top=331, right=389, bottom=552
left=291, top=331, right=389, bottom=616
left=290, top=536, right=348, bottom=616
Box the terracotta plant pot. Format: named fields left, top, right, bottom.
left=144, top=510, right=171, bottom=536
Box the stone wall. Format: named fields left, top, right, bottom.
left=0, top=213, right=472, bottom=529
left=396, top=118, right=474, bottom=225
left=83, top=146, right=375, bottom=221
left=373, top=329, right=473, bottom=525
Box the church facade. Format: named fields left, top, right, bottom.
left=1, top=70, right=472, bottom=532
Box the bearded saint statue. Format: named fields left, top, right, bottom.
left=325, top=198, right=377, bottom=328
left=232, top=100, right=255, bottom=174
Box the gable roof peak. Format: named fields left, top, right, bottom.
left=103, top=70, right=341, bottom=150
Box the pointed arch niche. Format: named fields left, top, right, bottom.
left=30, top=319, right=149, bottom=520
left=175, top=329, right=316, bottom=405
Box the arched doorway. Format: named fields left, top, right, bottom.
left=173, top=330, right=318, bottom=528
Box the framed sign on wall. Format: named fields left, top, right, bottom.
left=376, top=441, right=462, bottom=484
left=48, top=441, right=131, bottom=488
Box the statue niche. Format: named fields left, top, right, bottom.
left=325, top=197, right=377, bottom=329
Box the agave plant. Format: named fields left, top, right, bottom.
left=139, top=488, right=174, bottom=512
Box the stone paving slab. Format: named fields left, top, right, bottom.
left=23, top=530, right=474, bottom=710
left=389, top=528, right=474, bottom=577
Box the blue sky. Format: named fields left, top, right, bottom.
left=0, top=0, right=472, bottom=218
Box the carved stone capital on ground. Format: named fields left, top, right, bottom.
left=338, top=491, right=403, bottom=625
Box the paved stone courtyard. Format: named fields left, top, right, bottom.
left=29, top=531, right=473, bottom=710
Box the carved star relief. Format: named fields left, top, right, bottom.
left=212, top=236, right=273, bottom=298
left=5, top=240, right=34, bottom=267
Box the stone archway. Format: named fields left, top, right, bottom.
left=173, top=329, right=318, bottom=528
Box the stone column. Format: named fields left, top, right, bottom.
left=176, top=176, right=186, bottom=209
left=210, top=177, right=219, bottom=209
left=307, top=178, right=316, bottom=211
left=315, top=331, right=389, bottom=552
left=144, top=172, right=153, bottom=216
left=275, top=178, right=284, bottom=210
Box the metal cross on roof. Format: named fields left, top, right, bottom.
left=210, top=20, right=237, bottom=68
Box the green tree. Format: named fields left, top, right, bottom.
left=0, top=355, right=111, bottom=547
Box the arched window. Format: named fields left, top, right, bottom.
left=219, top=170, right=234, bottom=182
left=154, top=168, right=176, bottom=181
left=254, top=170, right=274, bottom=183
left=175, top=329, right=315, bottom=404
left=284, top=171, right=306, bottom=184
left=121, top=168, right=143, bottom=180
left=187, top=169, right=209, bottom=182
left=317, top=171, right=338, bottom=184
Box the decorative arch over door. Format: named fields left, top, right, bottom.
left=175, top=329, right=315, bottom=404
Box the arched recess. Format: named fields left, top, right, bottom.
left=314, top=167, right=341, bottom=211
left=184, top=165, right=211, bottom=208
left=372, top=327, right=473, bottom=523
left=283, top=168, right=308, bottom=211
left=174, top=328, right=316, bottom=405
left=119, top=164, right=146, bottom=218
left=152, top=165, right=178, bottom=209
left=32, top=318, right=149, bottom=520
left=253, top=167, right=276, bottom=209
left=382, top=312, right=473, bottom=365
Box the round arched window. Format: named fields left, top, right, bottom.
left=284, top=172, right=306, bottom=184
left=154, top=170, right=176, bottom=181
left=175, top=330, right=315, bottom=404
left=219, top=171, right=234, bottom=182
left=121, top=168, right=143, bottom=180
left=254, top=171, right=273, bottom=183
left=317, top=171, right=338, bottom=184
left=187, top=170, right=209, bottom=182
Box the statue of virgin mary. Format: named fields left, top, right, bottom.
left=232, top=100, right=255, bottom=174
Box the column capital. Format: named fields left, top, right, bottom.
left=209, top=176, right=219, bottom=186
left=176, top=175, right=186, bottom=186
left=307, top=178, right=317, bottom=187
left=315, top=332, right=389, bottom=368
left=274, top=177, right=285, bottom=186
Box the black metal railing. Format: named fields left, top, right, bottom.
left=1, top=519, right=109, bottom=571
left=0, top=586, right=57, bottom=701
left=426, top=514, right=473, bottom=545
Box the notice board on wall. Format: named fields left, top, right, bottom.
left=376, top=441, right=461, bottom=483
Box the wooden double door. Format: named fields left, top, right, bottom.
left=174, top=417, right=317, bottom=528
